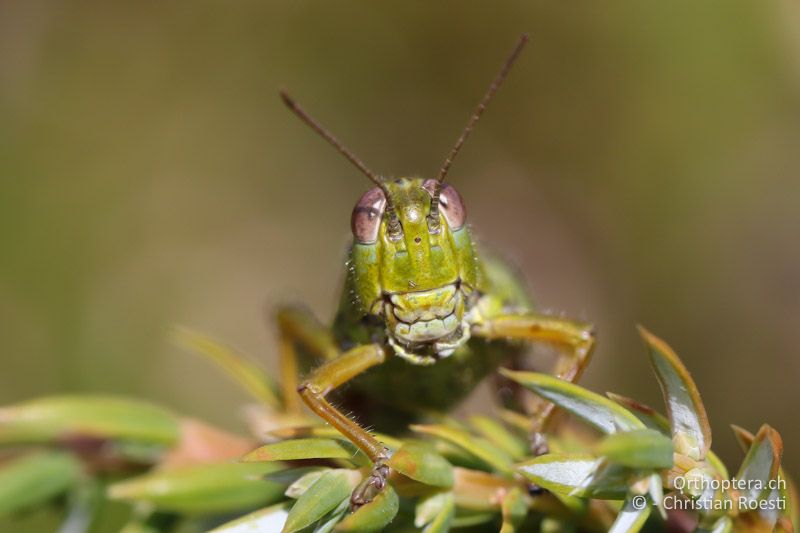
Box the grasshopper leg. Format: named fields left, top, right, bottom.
left=275, top=305, right=340, bottom=414
left=473, top=312, right=595, bottom=454
left=295, top=343, right=391, bottom=508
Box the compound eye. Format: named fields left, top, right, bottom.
left=351, top=187, right=386, bottom=243
left=422, top=180, right=467, bottom=230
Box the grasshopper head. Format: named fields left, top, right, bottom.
left=280, top=35, right=530, bottom=363
left=349, top=177, right=479, bottom=362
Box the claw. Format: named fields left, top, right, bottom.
left=350, top=454, right=391, bottom=511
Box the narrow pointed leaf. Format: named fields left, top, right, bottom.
left=0, top=452, right=82, bottom=517
left=410, top=424, right=513, bottom=474
left=209, top=502, right=291, bottom=532
left=500, top=370, right=643, bottom=434
left=499, top=486, right=528, bottom=533
left=646, top=472, right=666, bottom=519
left=611, top=393, right=728, bottom=477
left=173, top=328, right=280, bottom=408
left=0, top=395, right=179, bottom=445
left=423, top=497, right=455, bottom=532
left=596, top=429, right=673, bottom=469
left=517, top=454, right=629, bottom=499
left=108, top=461, right=284, bottom=515
left=452, top=468, right=520, bottom=511
left=608, top=494, right=651, bottom=533
left=285, top=469, right=328, bottom=499
left=387, top=442, right=454, bottom=488
left=606, top=393, right=670, bottom=433
left=497, top=408, right=533, bottom=433
left=469, top=416, right=528, bottom=460
left=268, top=426, right=402, bottom=450
left=638, top=327, right=711, bottom=461
left=335, top=485, right=399, bottom=532
left=314, top=498, right=350, bottom=533
left=415, top=491, right=454, bottom=530
left=735, top=424, right=783, bottom=506
left=451, top=512, right=497, bottom=528
left=243, top=438, right=361, bottom=463
left=266, top=466, right=326, bottom=486
left=731, top=424, right=756, bottom=452
left=282, top=469, right=360, bottom=533
left=432, top=441, right=488, bottom=471
left=731, top=425, right=797, bottom=528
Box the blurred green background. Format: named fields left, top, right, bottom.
left=1, top=0, right=798, bottom=480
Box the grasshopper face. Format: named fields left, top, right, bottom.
left=279, top=35, right=531, bottom=365
left=349, top=177, right=480, bottom=363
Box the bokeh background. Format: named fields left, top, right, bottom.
left=1, top=0, right=798, bottom=485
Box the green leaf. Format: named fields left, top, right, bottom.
left=209, top=502, right=291, bottom=532
left=410, top=424, right=514, bottom=475
left=0, top=395, right=180, bottom=445
left=595, top=429, right=673, bottom=469
left=731, top=425, right=796, bottom=528
left=451, top=468, right=520, bottom=511
left=108, top=461, right=285, bottom=515
left=243, top=438, right=362, bottom=463
left=387, top=442, right=454, bottom=488
left=415, top=492, right=454, bottom=531
left=282, top=469, right=360, bottom=533
left=173, top=327, right=280, bottom=408
left=638, top=326, right=711, bottom=461
left=0, top=451, right=82, bottom=517
left=497, top=408, right=533, bottom=433
left=610, top=393, right=729, bottom=478
left=269, top=426, right=403, bottom=450
left=735, top=424, right=783, bottom=507
left=314, top=498, right=350, bottom=533
left=451, top=511, right=497, bottom=528
left=432, top=441, right=489, bottom=471
left=499, top=486, right=528, bottom=533
left=606, top=393, right=670, bottom=433
left=285, top=469, right=327, bottom=499
left=469, top=416, right=528, bottom=460
left=335, top=484, right=399, bottom=532
left=607, top=494, right=651, bottom=533
left=266, top=466, right=327, bottom=486
left=499, top=370, right=643, bottom=434
left=516, top=453, right=629, bottom=499
left=645, top=472, right=666, bottom=520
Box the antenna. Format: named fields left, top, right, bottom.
left=428, top=33, right=530, bottom=232
left=279, top=90, right=401, bottom=236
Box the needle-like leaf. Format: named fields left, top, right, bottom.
left=0, top=395, right=179, bottom=445
left=638, top=326, right=711, bottom=461
left=173, top=327, right=281, bottom=408
left=500, top=370, right=643, bottom=434
left=108, top=461, right=285, bottom=515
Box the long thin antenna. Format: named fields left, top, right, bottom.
left=280, top=90, right=383, bottom=188
left=428, top=33, right=529, bottom=233
left=435, top=33, right=529, bottom=184
left=280, top=89, right=402, bottom=237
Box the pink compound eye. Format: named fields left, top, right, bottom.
left=422, top=180, right=467, bottom=230
left=351, top=187, right=386, bottom=243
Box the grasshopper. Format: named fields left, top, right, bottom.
left=276, top=34, right=595, bottom=507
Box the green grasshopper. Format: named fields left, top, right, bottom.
left=276, top=34, right=595, bottom=507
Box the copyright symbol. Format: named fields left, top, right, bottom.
left=631, top=495, right=647, bottom=510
